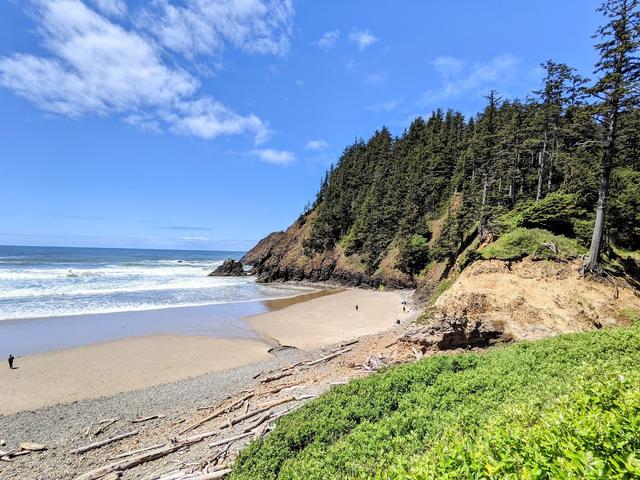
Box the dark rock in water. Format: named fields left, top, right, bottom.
left=401, top=315, right=509, bottom=351
left=208, top=259, right=246, bottom=277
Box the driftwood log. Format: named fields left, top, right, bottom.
left=71, top=431, right=139, bottom=455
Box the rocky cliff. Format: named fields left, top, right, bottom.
left=242, top=210, right=414, bottom=288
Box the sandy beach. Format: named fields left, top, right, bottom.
left=0, top=288, right=408, bottom=416
left=0, top=335, right=272, bottom=415
left=0, top=286, right=416, bottom=479
left=247, top=289, right=411, bottom=349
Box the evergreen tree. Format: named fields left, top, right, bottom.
left=584, top=0, right=640, bottom=272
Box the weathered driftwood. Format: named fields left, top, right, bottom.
left=261, top=381, right=304, bottom=396
left=71, top=430, right=139, bottom=455
left=207, top=432, right=252, bottom=448
left=107, top=443, right=166, bottom=461
left=227, top=392, right=255, bottom=411
left=255, top=395, right=296, bottom=410
left=19, top=442, right=47, bottom=451
left=179, top=391, right=251, bottom=437
left=75, top=444, right=184, bottom=480
left=93, top=419, right=118, bottom=437
left=188, top=469, right=232, bottom=480
left=259, top=371, right=292, bottom=384
left=219, top=406, right=270, bottom=430
left=281, top=361, right=303, bottom=372
left=332, top=339, right=358, bottom=352
left=243, top=412, right=273, bottom=433
left=306, top=347, right=351, bottom=366
left=384, top=340, right=398, bottom=348
left=131, top=414, right=164, bottom=424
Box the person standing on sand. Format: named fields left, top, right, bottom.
left=355, top=304, right=359, bottom=311
left=8, top=355, right=14, bottom=369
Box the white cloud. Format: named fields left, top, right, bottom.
left=250, top=148, right=296, bottom=165
left=305, top=140, right=328, bottom=150
left=164, top=98, right=269, bottom=143
left=313, top=30, right=339, bottom=50
left=367, top=99, right=400, bottom=112
left=90, top=0, right=126, bottom=16
left=349, top=29, right=377, bottom=50
left=142, top=0, right=294, bottom=57
left=420, top=54, right=521, bottom=105
left=364, top=73, right=385, bottom=86
left=0, top=0, right=282, bottom=144
left=181, top=236, right=213, bottom=241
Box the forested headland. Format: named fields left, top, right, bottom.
left=244, top=0, right=640, bottom=292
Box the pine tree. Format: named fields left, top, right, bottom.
left=584, top=0, right=640, bottom=272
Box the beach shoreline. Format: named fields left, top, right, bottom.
left=0, top=287, right=411, bottom=417
left=0, top=285, right=416, bottom=479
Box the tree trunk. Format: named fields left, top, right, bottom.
left=509, top=150, right=519, bottom=205
left=481, top=173, right=488, bottom=207
left=584, top=115, right=617, bottom=271
left=536, top=134, right=547, bottom=201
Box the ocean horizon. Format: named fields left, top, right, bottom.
left=0, top=244, right=306, bottom=321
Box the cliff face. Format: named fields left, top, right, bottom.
left=242, top=210, right=414, bottom=288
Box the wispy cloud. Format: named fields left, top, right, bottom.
left=90, top=0, right=126, bottom=16
left=313, top=30, right=339, bottom=50
left=250, top=148, right=296, bottom=165
left=367, top=99, right=400, bottom=112
left=304, top=140, right=328, bottom=150
left=420, top=54, right=521, bottom=105
left=364, top=73, right=386, bottom=86
left=349, top=29, right=377, bottom=50
left=0, top=0, right=290, bottom=145
left=140, top=0, right=294, bottom=57
left=155, top=225, right=215, bottom=231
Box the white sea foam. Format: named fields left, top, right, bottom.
left=0, top=248, right=304, bottom=320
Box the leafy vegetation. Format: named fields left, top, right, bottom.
left=479, top=228, right=587, bottom=261
left=231, top=325, right=640, bottom=479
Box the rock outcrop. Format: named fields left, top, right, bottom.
left=241, top=212, right=415, bottom=288
left=402, top=257, right=640, bottom=352
left=208, top=259, right=246, bottom=277
left=402, top=316, right=508, bottom=351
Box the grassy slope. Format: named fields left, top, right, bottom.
left=232, top=324, right=640, bottom=479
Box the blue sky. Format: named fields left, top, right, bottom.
left=0, top=0, right=602, bottom=251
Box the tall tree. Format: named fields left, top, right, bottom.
left=584, top=0, right=640, bottom=272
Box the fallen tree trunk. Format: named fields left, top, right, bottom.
left=259, top=371, right=292, bottom=383
left=306, top=348, right=351, bottom=366
left=107, top=443, right=166, bottom=461
left=71, top=431, right=139, bottom=455
left=131, top=414, right=164, bottom=424
left=220, top=407, right=270, bottom=430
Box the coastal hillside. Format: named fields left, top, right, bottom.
left=231, top=323, right=640, bottom=479
left=244, top=62, right=640, bottom=290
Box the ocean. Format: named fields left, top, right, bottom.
left=0, top=245, right=306, bottom=321
left=0, top=245, right=311, bottom=355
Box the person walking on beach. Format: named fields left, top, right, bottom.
left=8, top=355, right=14, bottom=369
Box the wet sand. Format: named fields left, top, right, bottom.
left=0, top=335, right=271, bottom=415
left=247, top=289, right=410, bottom=349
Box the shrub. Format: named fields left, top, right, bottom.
left=479, top=228, right=586, bottom=261
left=519, top=192, right=587, bottom=237
left=231, top=325, right=640, bottom=479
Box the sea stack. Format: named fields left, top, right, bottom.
left=208, top=259, right=246, bottom=276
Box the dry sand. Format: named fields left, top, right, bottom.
left=247, top=289, right=410, bottom=349
left=0, top=288, right=409, bottom=416
left=0, top=335, right=271, bottom=415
